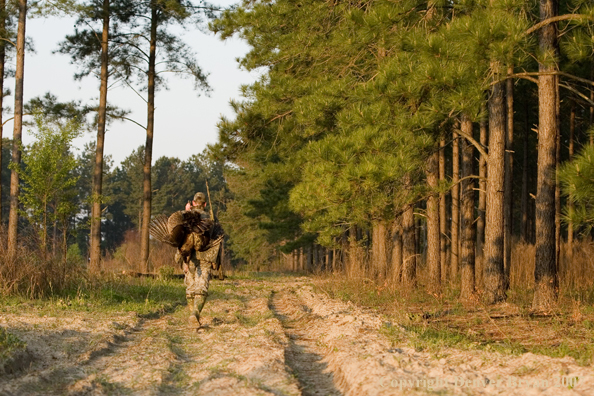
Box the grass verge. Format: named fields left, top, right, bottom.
left=0, top=276, right=187, bottom=317
left=316, top=276, right=594, bottom=366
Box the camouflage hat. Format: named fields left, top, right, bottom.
left=193, top=192, right=206, bottom=204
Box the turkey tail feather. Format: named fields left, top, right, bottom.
left=149, top=214, right=177, bottom=246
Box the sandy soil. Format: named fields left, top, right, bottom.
left=1, top=276, right=593, bottom=395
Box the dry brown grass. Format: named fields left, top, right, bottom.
left=511, top=238, right=594, bottom=293
left=100, top=230, right=179, bottom=275
left=312, top=238, right=594, bottom=366
left=0, top=227, right=86, bottom=298
left=316, top=272, right=594, bottom=365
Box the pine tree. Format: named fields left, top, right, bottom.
left=459, top=114, right=476, bottom=301
left=7, top=0, right=26, bottom=259
left=130, top=0, right=211, bottom=273
left=532, top=0, right=559, bottom=312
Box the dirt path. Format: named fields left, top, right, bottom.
left=269, top=290, right=341, bottom=396
left=2, top=276, right=594, bottom=395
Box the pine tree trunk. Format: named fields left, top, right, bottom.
left=426, top=150, right=441, bottom=293
left=521, top=101, right=530, bottom=242
left=568, top=101, right=575, bottom=266
left=62, top=223, right=68, bottom=265
left=451, top=132, right=460, bottom=280
left=460, top=115, right=476, bottom=301
left=476, top=110, right=487, bottom=290
left=460, top=115, right=476, bottom=300
left=89, top=0, right=109, bottom=272
left=140, top=3, right=158, bottom=273
left=349, top=226, right=360, bottom=278
left=402, top=205, right=416, bottom=287
left=533, top=0, right=559, bottom=311
left=0, top=0, right=5, bottom=224
left=332, top=248, right=336, bottom=272
left=484, top=72, right=507, bottom=304
left=555, top=75, right=561, bottom=279
left=416, top=213, right=422, bottom=260
left=504, top=66, right=514, bottom=290
left=7, top=0, right=26, bottom=259
left=380, top=222, right=387, bottom=279
left=391, top=216, right=403, bottom=283
left=372, top=221, right=388, bottom=280
left=372, top=222, right=379, bottom=278
left=439, top=138, right=448, bottom=284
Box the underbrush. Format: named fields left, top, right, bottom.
left=0, top=228, right=86, bottom=298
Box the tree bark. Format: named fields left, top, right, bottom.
left=555, top=75, right=561, bottom=279
left=532, top=0, right=559, bottom=312
left=476, top=109, right=487, bottom=290
left=0, top=0, right=5, bottom=224
left=504, top=66, right=514, bottom=290
left=460, top=115, right=476, bottom=301
left=402, top=205, right=416, bottom=288
left=7, top=0, right=27, bottom=259
left=89, top=0, right=110, bottom=272
left=140, top=2, right=158, bottom=273
left=391, top=216, right=403, bottom=283
left=426, top=150, right=441, bottom=293
left=439, top=138, right=448, bottom=284
left=521, top=100, right=530, bottom=242
left=348, top=225, right=360, bottom=278
left=313, top=243, right=318, bottom=273
left=373, top=221, right=388, bottom=280
left=484, top=72, right=507, bottom=304
left=568, top=101, right=575, bottom=266
left=451, top=132, right=460, bottom=280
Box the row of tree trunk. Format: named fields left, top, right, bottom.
left=3, top=0, right=159, bottom=273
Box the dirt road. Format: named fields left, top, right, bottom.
left=1, top=276, right=593, bottom=395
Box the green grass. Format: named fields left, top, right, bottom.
left=0, top=327, right=26, bottom=362
left=234, top=311, right=274, bottom=328
left=0, top=277, right=187, bottom=317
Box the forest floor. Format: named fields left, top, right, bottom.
left=1, top=273, right=593, bottom=395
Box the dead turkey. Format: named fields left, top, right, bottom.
left=149, top=210, right=224, bottom=264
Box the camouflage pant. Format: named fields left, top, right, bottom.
left=184, top=259, right=212, bottom=298
left=174, top=232, right=212, bottom=298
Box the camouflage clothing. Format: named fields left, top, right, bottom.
left=176, top=207, right=212, bottom=294
left=176, top=247, right=212, bottom=298
left=176, top=204, right=213, bottom=326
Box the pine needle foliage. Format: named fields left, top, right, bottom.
left=559, top=140, right=594, bottom=234
left=211, top=0, right=594, bottom=266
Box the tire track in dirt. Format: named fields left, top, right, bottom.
left=4, top=277, right=594, bottom=395
left=0, top=312, right=142, bottom=395
left=269, top=289, right=342, bottom=396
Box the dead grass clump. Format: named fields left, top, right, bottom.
left=0, top=227, right=87, bottom=298
left=509, top=239, right=535, bottom=290
left=101, top=230, right=178, bottom=275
